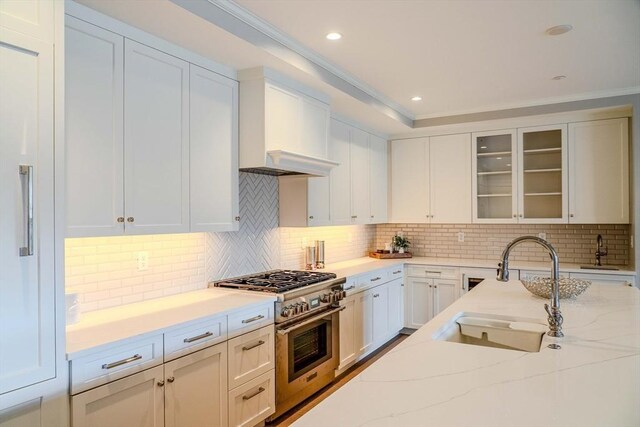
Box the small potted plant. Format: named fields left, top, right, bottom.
left=392, top=235, right=410, bottom=254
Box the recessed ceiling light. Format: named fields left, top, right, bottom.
left=546, top=24, right=573, bottom=36
left=497, top=157, right=503, bottom=160
left=411, top=96, right=422, bottom=101
left=326, top=32, right=342, bottom=40
left=480, top=146, right=487, bottom=149
left=507, top=163, right=512, bottom=167
left=552, top=75, right=567, bottom=80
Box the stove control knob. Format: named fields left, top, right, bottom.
left=341, top=290, right=347, bottom=299
left=334, top=290, right=344, bottom=301
left=320, top=293, right=331, bottom=303
left=281, top=308, right=289, bottom=318
left=301, top=302, right=309, bottom=312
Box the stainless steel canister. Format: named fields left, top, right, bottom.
left=315, top=240, right=325, bottom=269
left=305, top=246, right=316, bottom=270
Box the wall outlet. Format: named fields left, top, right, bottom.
left=457, top=232, right=465, bottom=243
left=538, top=232, right=547, bottom=241
left=137, top=251, right=149, bottom=271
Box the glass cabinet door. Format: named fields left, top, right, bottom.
left=472, top=130, right=517, bottom=222
left=517, top=124, right=567, bottom=223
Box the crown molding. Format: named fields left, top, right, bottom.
left=169, top=0, right=414, bottom=128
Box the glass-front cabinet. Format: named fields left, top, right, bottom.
left=472, top=130, right=518, bottom=222
left=472, top=125, right=567, bottom=223
left=518, top=124, right=567, bottom=223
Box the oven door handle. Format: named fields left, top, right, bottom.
left=276, top=306, right=345, bottom=335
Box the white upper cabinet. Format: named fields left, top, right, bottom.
left=472, top=130, right=518, bottom=223
left=189, top=64, right=239, bottom=232
left=65, top=17, right=124, bottom=237
left=329, top=119, right=352, bottom=225
left=0, top=0, right=53, bottom=41
left=350, top=127, right=370, bottom=224
left=66, top=17, right=240, bottom=237
left=569, top=118, right=629, bottom=224
left=124, top=39, right=190, bottom=235
left=429, top=133, right=472, bottom=223
left=472, top=126, right=568, bottom=224
left=238, top=67, right=335, bottom=176
left=517, top=124, right=568, bottom=224
left=0, top=25, right=55, bottom=398
left=390, top=138, right=429, bottom=223
left=278, top=176, right=331, bottom=227
left=369, top=134, right=388, bottom=223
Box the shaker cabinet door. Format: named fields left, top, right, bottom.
left=124, top=39, right=190, bottom=235
left=369, top=134, right=388, bottom=223
left=65, top=17, right=125, bottom=237
left=189, top=64, right=239, bottom=232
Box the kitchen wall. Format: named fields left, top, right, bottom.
left=376, top=223, right=630, bottom=266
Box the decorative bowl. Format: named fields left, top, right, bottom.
left=521, top=276, right=591, bottom=299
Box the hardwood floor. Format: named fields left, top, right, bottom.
left=267, top=334, right=409, bottom=427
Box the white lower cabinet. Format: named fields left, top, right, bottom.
left=227, top=325, right=275, bottom=390
left=406, top=267, right=461, bottom=329
left=164, top=344, right=228, bottom=427
left=71, top=365, right=165, bottom=427
left=228, top=370, right=275, bottom=427
left=339, top=273, right=405, bottom=372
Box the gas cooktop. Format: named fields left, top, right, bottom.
left=213, top=270, right=338, bottom=293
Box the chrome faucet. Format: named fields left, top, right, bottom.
left=595, top=234, right=608, bottom=266
left=496, top=236, right=564, bottom=338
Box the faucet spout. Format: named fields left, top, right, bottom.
left=496, top=236, right=563, bottom=338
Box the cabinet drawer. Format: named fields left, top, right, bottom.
left=228, top=369, right=275, bottom=427
left=387, top=265, right=404, bottom=280
left=569, top=272, right=635, bottom=287
left=407, top=265, right=459, bottom=280
left=228, top=304, right=274, bottom=339
left=70, top=334, right=163, bottom=395
left=356, top=270, right=387, bottom=289
left=164, top=314, right=227, bottom=361
left=227, top=325, right=274, bottom=389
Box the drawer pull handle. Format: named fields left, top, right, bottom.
left=425, top=270, right=442, bottom=274
left=393, top=270, right=402, bottom=274
left=344, top=285, right=356, bottom=291
left=242, top=314, right=265, bottom=324
left=183, top=331, right=214, bottom=343
left=102, top=354, right=142, bottom=370
left=242, top=387, right=265, bottom=401
left=242, top=340, right=266, bottom=351
left=167, top=376, right=175, bottom=383
left=371, top=277, right=381, bottom=282
left=373, top=293, right=380, bottom=298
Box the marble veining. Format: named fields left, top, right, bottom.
left=293, top=280, right=640, bottom=427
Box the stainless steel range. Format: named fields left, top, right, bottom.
left=213, top=270, right=346, bottom=420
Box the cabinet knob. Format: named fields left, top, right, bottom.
left=309, top=216, right=314, bottom=219
left=157, top=380, right=165, bottom=387
left=117, top=217, right=125, bottom=223
left=570, top=214, right=574, bottom=218
left=127, top=217, right=134, bottom=223
left=167, top=376, right=175, bottom=383
left=519, top=214, right=523, bottom=218
left=513, top=214, right=516, bottom=218
left=370, top=215, right=374, bottom=218
left=351, top=215, right=357, bottom=219
left=235, top=216, right=240, bottom=221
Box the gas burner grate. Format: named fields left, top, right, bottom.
left=214, top=270, right=338, bottom=293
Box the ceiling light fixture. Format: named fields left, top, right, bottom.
left=326, top=32, right=342, bottom=40
left=552, top=75, right=567, bottom=80
left=480, top=146, right=487, bottom=149
left=411, top=96, right=422, bottom=101
left=546, top=24, right=573, bottom=36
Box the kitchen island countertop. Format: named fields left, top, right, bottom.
left=293, top=279, right=640, bottom=427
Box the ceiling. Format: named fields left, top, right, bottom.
left=238, top=0, right=640, bottom=119
left=75, top=0, right=639, bottom=135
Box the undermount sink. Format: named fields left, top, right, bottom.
left=580, top=265, right=619, bottom=271
left=434, top=312, right=547, bottom=352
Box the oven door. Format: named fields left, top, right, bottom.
left=273, top=306, right=342, bottom=417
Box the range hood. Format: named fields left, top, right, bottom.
left=240, top=150, right=339, bottom=177
left=238, top=67, right=338, bottom=177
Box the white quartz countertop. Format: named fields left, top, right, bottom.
left=66, top=288, right=276, bottom=359
left=324, top=256, right=636, bottom=279
left=294, top=280, right=640, bottom=427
